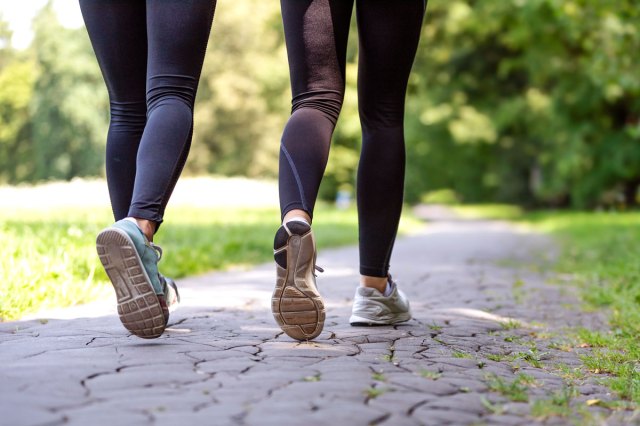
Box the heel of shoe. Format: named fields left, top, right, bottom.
left=272, top=225, right=325, bottom=340
left=96, top=228, right=167, bottom=339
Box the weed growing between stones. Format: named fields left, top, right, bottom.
left=419, top=370, right=442, bottom=380
left=530, top=387, right=579, bottom=419
left=485, top=373, right=537, bottom=402
left=500, top=319, right=522, bottom=330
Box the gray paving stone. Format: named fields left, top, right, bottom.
left=388, top=376, right=459, bottom=396
left=62, top=404, right=153, bottom=426
left=374, top=414, right=424, bottom=426
left=438, top=377, right=488, bottom=393
left=2, top=394, right=67, bottom=426
left=412, top=407, right=483, bottom=425
left=483, top=413, right=533, bottom=425
left=368, top=391, right=436, bottom=414
left=284, top=401, right=389, bottom=426
left=424, top=392, right=490, bottom=415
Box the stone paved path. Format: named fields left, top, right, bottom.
left=1, top=210, right=636, bottom=425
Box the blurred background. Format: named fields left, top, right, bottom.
left=0, top=0, right=636, bottom=209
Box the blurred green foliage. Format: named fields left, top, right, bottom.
left=0, top=1, right=638, bottom=208
left=406, top=0, right=640, bottom=208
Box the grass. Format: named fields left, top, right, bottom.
left=371, top=372, right=386, bottom=382
left=364, top=386, right=388, bottom=399
left=452, top=350, right=472, bottom=359
left=485, top=373, right=536, bottom=402
left=524, top=211, right=640, bottom=404
left=453, top=205, right=640, bottom=405
left=450, top=204, right=525, bottom=221
left=419, top=369, right=442, bottom=380
left=428, top=322, right=443, bottom=331
left=480, top=396, right=506, bottom=415
left=530, top=387, right=580, bottom=420
left=486, top=354, right=506, bottom=363
left=0, top=203, right=421, bottom=320
left=303, top=374, right=321, bottom=382
left=500, top=319, right=522, bottom=330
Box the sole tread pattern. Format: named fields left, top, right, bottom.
left=272, top=231, right=325, bottom=341
left=96, top=228, right=166, bottom=339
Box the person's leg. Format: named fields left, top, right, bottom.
left=279, top=0, right=353, bottom=222
left=126, top=0, right=216, bottom=233
left=85, top=0, right=215, bottom=338
left=81, top=0, right=171, bottom=338
left=349, top=0, right=425, bottom=326
left=79, top=0, right=147, bottom=223
left=356, top=0, right=425, bottom=285
left=274, top=0, right=353, bottom=341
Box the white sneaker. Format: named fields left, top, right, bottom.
left=349, top=277, right=411, bottom=326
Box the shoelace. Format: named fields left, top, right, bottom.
left=150, top=242, right=163, bottom=261
left=151, top=244, right=180, bottom=305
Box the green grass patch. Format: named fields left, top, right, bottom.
left=522, top=211, right=640, bottom=404
left=450, top=204, right=525, bottom=221
left=364, top=386, right=388, bottom=399
left=530, top=387, right=580, bottom=420
left=450, top=206, right=640, bottom=405
left=486, top=353, right=508, bottom=362
left=371, top=372, right=386, bottom=382
left=0, top=203, right=421, bottom=320
left=485, top=373, right=536, bottom=402
left=480, top=396, right=506, bottom=415
left=419, top=369, right=442, bottom=380
left=303, top=374, right=321, bottom=382
left=452, top=350, right=472, bottom=359
left=500, top=319, right=522, bottom=330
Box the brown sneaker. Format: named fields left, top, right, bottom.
left=272, top=221, right=325, bottom=340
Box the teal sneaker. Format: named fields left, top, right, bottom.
left=96, top=219, right=179, bottom=338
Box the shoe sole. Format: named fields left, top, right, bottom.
left=349, top=313, right=411, bottom=326
left=272, top=230, right=325, bottom=341
left=96, top=228, right=166, bottom=339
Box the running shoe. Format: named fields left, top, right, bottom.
left=349, top=276, right=411, bottom=326
left=96, top=219, right=179, bottom=338
left=272, top=221, right=325, bottom=340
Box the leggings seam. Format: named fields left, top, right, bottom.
left=280, top=143, right=309, bottom=213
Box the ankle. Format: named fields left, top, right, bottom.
left=360, top=275, right=388, bottom=293
left=283, top=209, right=311, bottom=225
left=125, top=217, right=156, bottom=241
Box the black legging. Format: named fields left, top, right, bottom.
left=279, top=0, right=425, bottom=277
left=79, top=0, right=215, bottom=226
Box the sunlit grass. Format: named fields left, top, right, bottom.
left=523, top=211, right=640, bottom=404
left=454, top=206, right=640, bottom=404
left=423, top=205, right=639, bottom=404
left=0, top=203, right=421, bottom=320
left=450, top=204, right=525, bottom=221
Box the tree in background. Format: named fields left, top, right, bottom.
left=29, top=2, right=107, bottom=181
left=188, top=0, right=290, bottom=179
left=0, top=15, right=36, bottom=183
left=405, top=0, right=640, bottom=208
